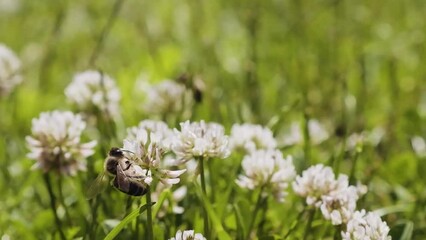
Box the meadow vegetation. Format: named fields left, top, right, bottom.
left=1, top=0, right=426, bottom=239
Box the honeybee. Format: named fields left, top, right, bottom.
left=87, top=147, right=148, bottom=199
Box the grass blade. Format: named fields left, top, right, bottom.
left=193, top=182, right=232, bottom=240
left=104, top=202, right=155, bottom=240
left=400, top=221, right=413, bottom=240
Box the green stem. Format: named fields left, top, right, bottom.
left=333, top=224, right=342, bottom=240
left=87, top=197, right=99, bottom=240
left=146, top=187, right=154, bottom=240
left=135, top=198, right=140, bottom=238
left=283, top=206, right=306, bottom=239
left=88, top=0, right=124, bottom=67
left=199, top=158, right=210, bottom=238
left=43, top=173, right=66, bottom=240
left=207, top=159, right=215, bottom=202
left=349, top=147, right=361, bottom=185
left=246, top=187, right=265, bottom=239
left=125, top=195, right=133, bottom=215
left=302, top=112, right=311, bottom=168
left=303, top=209, right=316, bottom=240
left=57, top=176, right=72, bottom=224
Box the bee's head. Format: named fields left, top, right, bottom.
left=109, top=147, right=124, bottom=157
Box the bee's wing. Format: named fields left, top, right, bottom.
left=126, top=164, right=145, bottom=178
left=86, top=172, right=108, bottom=200
left=115, top=162, right=131, bottom=192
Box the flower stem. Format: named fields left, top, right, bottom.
left=88, top=0, right=124, bottom=67
left=303, top=208, right=316, bottom=240
left=146, top=187, right=154, bottom=240
left=349, top=147, right=361, bottom=185
left=57, top=176, right=71, bottom=224
left=88, top=197, right=100, bottom=239
left=283, top=206, right=306, bottom=239
left=302, top=112, right=311, bottom=169
left=199, top=158, right=210, bottom=238
left=247, top=187, right=265, bottom=239
left=43, top=173, right=66, bottom=240
left=207, top=160, right=216, bottom=202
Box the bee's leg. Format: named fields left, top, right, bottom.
left=111, top=177, right=118, bottom=187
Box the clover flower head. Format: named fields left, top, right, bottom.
left=320, top=175, right=366, bottom=225
left=143, top=79, right=192, bottom=115
left=292, top=164, right=338, bottom=206
left=229, top=123, right=277, bottom=153
left=126, top=120, right=175, bottom=151
left=65, top=70, right=121, bottom=118
left=169, top=230, right=206, bottom=240
left=341, top=210, right=391, bottom=240
left=236, top=150, right=296, bottom=202
left=347, top=127, right=385, bottom=151
left=280, top=119, right=329, bottom=146
left=411, top=136, right=426, bottom=158
left=172, top=120, right=230, bottom=163
left=123, top=128, right=186, bottom=187
left=26, top=111, right=97, bottom=176
left=0, top=0, right=21, bottom=14
left=0, top=43, right=22, bottom=96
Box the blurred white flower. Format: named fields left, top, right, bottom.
left=280, top=119, right=329, bottom=147
left=411, top=136, right=426, bottom=158
left=341, top=210, right=391, bottom=240
left=152, top=183, right=187, bottom=218
left=229, top=123, right=277, bottom=153
left=320, top=176, right=366, bottom=225
left=123, top=128, right=186, bottom=187
left=65, top=70, right=121, bottom=118
left=236, top=150, right=296, bottom=202
left=0, top=43, right=22, bottom=96
left=169, top=230, right=206, bottom=240
left=172, top=120, right=230, bottom=163
left=143, top=79, right=193, bottom=116
left=26, top=111, right=97, bottom=176
left=294, top=164, right=368, bottom=225
left=346, top=127, right=385, bottom=151
left=126, top=120, right=175, bottom=151
left=293, top=164, right=338, bottom=207
left=0, top=0, right=20, bottom=14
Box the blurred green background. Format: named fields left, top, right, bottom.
left=1, top=0, right=426, bottom=239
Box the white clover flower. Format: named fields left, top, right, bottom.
left=411, top=136, right=426, bottom=158
left=143, top=80, right=192, bottom=115
left=126, top=120, right=175, bottom=151
left=172, top=120, right=230, bottom=163
left=26, top=111, right=97, bottom=176
left=308, top=119, right=329, bottom=144
left=320, top=175, right=366, bottom=225
left=236, top=150, right=296, bottom=202
left=346, top=127, right=385, bottom=151
left=292, top=164, right=339, bottom=207
left=229, top=123, right=277, bottom=153
left=122, top=128, right=186, bottom=187
left=0, top=43, right=22, bottom=96
left=0, top=0, right=21, bottom=14
left=341, top=210, right=391, bottom=240
left=280, top=119, right=329, bottom=147
left=169, top=230, right=206, bottom=240
left=152, top=183, right=187, bottom=218
left=65, top=70, right=121, bottom=118
left=294, top=164, right=368, bottom=224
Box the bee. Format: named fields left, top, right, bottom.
left=87, top=147, right=148, bottom=199
left=176, top=73, right=205, bottom=103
